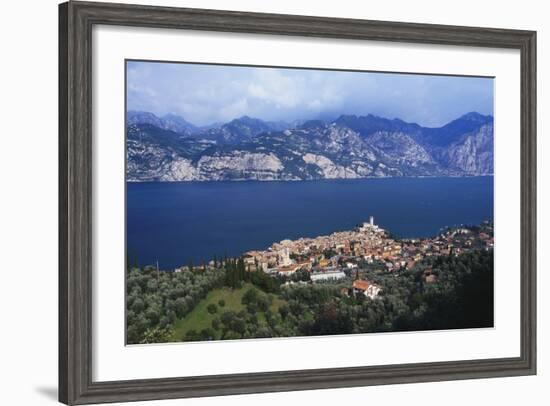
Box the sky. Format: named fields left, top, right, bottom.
left=126, top=60, right=494, bottom=128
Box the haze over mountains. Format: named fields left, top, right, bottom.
left=126, top=111, right=493, bottom=181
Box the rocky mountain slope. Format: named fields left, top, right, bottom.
left=127, top=111, right=199, bottom=136
left=126, top=111, right=493, bottom=181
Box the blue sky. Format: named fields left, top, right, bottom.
left=126, top=60, right=493, bottom=128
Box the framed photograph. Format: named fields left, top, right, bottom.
left=59, top=1, right=536, bottom=404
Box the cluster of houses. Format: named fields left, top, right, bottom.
left=241, top=217, right=494, bottom=297
left=244, top=216, right=387, bottom=274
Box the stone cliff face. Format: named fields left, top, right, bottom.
left=440, top=124, right=494, bottom=175
left=196, top=152, right=286, bottom=181
left=126, top=112, right=494, bottom=181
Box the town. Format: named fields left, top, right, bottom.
left=135, top=218, right=495, bottom=344
left=241, top=216, right=494, bottom=299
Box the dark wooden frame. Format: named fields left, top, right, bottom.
left=59, top=1, right=537, bottom=404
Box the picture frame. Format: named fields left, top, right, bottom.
left=59, top=1, right=537, bottom=404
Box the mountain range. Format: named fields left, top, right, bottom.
left=126, top=110, right=493, bottom=181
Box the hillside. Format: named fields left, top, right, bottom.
left=126, top=111, right=493, bottom=181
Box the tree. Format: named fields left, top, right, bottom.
left=212, top=255, right=218, bottom=268
left=225, top=259, right=240, bottom=289
left=211, top=317, right=221, bottom=331
left=232, top=318, right=246, bottom=335
left=237, top=257, right=246, bottom=282
left=200, top=328, right=216, bottom=340
left=310, top=303, right=353, bottom=336
left=207, top=303, right=218, bottom=314
left=278, top=304, right=290, bottom=320
left=131, top=297, right=145, bottom=313
left=242, top=288, right=259, bottom=306
left=145, top=307, right=160, bottom=325
left=140, top=326, right=173, bottom=344
left=291, top=268, right=311, bottom=282
left=256, top=294, right=270, bottom=312
left=174, top=297, right=188, bottom=318
left=185, top=330, right=199, bottom=341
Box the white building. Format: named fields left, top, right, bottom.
left=278, top=247, right=292, bottom=266
left=310, top=270, right=346, bottom=282
left=352, top=279, right=382, bottom=299
left=365, top=284, right=382, bottom=299
left=358, top=215, right=381, bottom=233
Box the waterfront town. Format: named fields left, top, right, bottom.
left=135, top=218, right=494, bottom=343
left=239, top=217, right=494, bottom=299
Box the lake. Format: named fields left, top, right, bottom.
left=126, top=176, right=493, bottom=270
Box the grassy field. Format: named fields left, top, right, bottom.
left=171, top=283, right=285, bottom=341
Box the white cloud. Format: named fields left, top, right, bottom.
left=219, top=98, right=250, bottom=122
left=126, top=61, right=493, bottom=127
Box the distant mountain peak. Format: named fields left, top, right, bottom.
left=127, top=111, right=164, bottom=127
left=333, top=113, right=421, bottom=137
left=161, top=113, right=198, bottom=133
left=459, top=111, right=493, bottom=122
left=127, top=110, right=160, bottom=120
left=162, top=112, right=193, bottom=123
left=230, top=115, right=264, bottom=125
left=337, top=114, right=358, bottom=120
left=299, top=119, right=326, bottom=129
left=127, top=111, right=199, bottom=135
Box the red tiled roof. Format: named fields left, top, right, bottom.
left=353, top=280, right=370, bottom=291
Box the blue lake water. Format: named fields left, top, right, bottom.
left=126, top=176, right=493, bottom=270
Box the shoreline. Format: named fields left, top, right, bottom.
left=126, top=174, right=495, bottom=184
left=168, top=219, right=494, bottom=273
